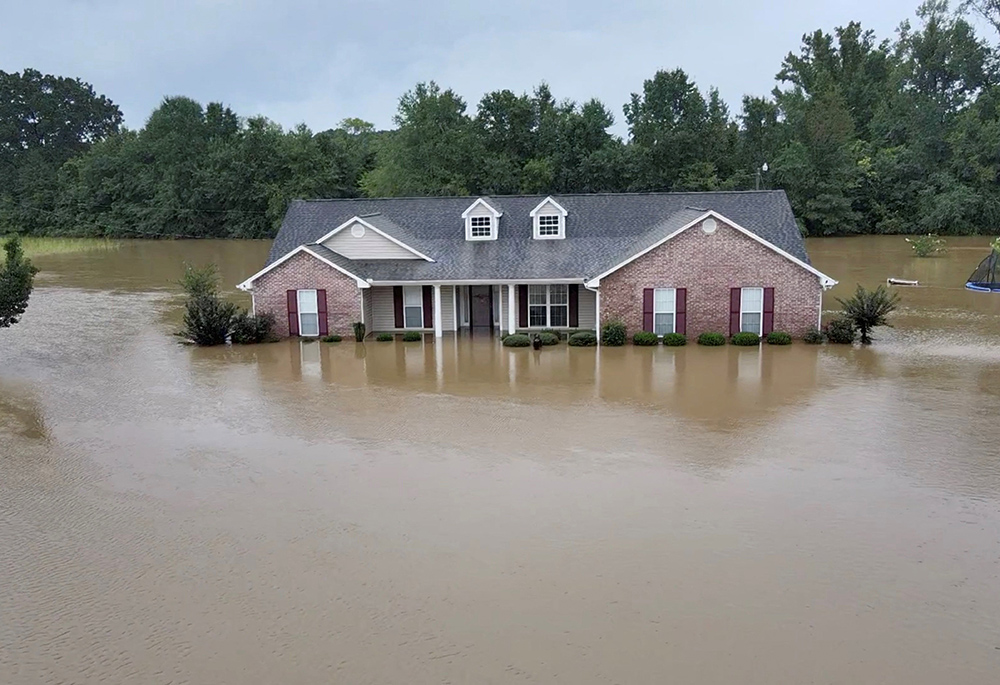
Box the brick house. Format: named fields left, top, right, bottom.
left=237, top=192, right=836, bottom=340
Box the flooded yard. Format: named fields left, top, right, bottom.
left=2, top=236, right=1000, bottom=684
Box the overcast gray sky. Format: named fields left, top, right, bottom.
left=1, top=0, right=950, bottom=135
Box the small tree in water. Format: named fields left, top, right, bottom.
left=178, top=264, right=239, bottom=346
left=0, top=235, right=39, bottom=329
left=837, top=284, right=900, bottom=345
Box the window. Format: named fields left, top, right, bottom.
left=537, top=214, right=561, bottom=237
left=653, top=288, right=676, bottom=336
left=527, top=284, right=568, bottom=327
left=298, top=289, right=319, bottom=337
left=470, top=216, right=492, bottom=238
left=403, top=286, right=423, bottom=328
left=741, top=287, right=763, bottom=335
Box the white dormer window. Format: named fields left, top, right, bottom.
left=462, top=197, right=502, bottom=241
left=530, top=196, right=568, bottom=240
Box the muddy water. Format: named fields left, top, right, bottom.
left=2, top=236, right=999, bottom=684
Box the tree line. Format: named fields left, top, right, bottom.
left=2, top=1, right=1000, bottom=239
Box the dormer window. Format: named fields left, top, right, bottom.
left=462, top=197, right=502, bottom=241
left=470, top=215, right=493, bottom=238
left=530, top=196, right=568, bottom=240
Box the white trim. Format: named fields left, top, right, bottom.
left=467, top=214, right=495, bottom=241
left=315, top=216, right=434, bottom=262
left=652, top=287, right=677, bottom=336
left=530, top=197, right=568, bottom=240
left=585, top=210, right=837, bottom=289
left=739, top=287, right=764, bottom=336
left=402, top=285, right=424, bottom=330
left=366, top=277, right=585, bottom=286
left=529, top=196, right=568, bottom=217
left=461, top=197, right=503, bottom=219
left=507, top=284, right=515, bottom=335
left=236, top=245, right=371, bottom=290
left=433, top=284, right=443, bottom=338
left=297, top=289, right=320, bottom=337
left=526, top=284, right=570, bottom=328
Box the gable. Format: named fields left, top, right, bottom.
left=322, top=220, right=421, bottom=260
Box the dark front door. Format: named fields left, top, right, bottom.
left=469, top=286, right=493, bottom=329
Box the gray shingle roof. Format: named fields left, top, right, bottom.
left=265, top=191, right=808, bottom=282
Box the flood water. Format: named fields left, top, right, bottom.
left=2, top=236, right=1000, bottom=684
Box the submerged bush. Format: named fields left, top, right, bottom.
left=803, top=327, right=825, bottom=344
left=836, top=284, right=900, bottom=345
left=502, top=333, right=531, bottom=347
left=825, top=317, right=856, bottom=344
left=320, top=334, right=343, bottom=343
left=541, top=328, right=563, bottom=340
left=905, top=234, right=947, bottom=257
left=633, top=331, right=659, bottom=346
left=231, top=311, right=276, bottom=344
left=352, top=321, right=366, bottom=341
left=600, top=319, right=627, bottom=346
left=568, top=331, right=598, bottom=346
left=402, top=331, right=423, bottom=342
left=766, top=330, right=792, bottom=345
left=662, top=332, right=687, bottom=347
left=697, top=332, right=726, bottom=346
left=731, top=332, right=761, bottom=346
left=537, top=331, right=559, bottom=346
left=376, top=333, right=394, bottom=342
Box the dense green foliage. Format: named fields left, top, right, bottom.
left=698, top=332, right=727, bottom=346
left=176, top=263, right=271, bottom=345
left=352, top=321, right=366, bottom=341
left=662, top=333, right=688, bottom=346
left=766, top=330, right=793, bottom=345
left=502, top=333, right=531, bottom=347
left=825, top=317, right=858, bottom=344
left=633, top=331, right=659, bottom=346
left=600, top=320, right=627, bottom=346
left=402, top=331, right=423, bottom=342
left=5, top=4, right=1000, bottom=238
left=537, top=331, right=560, bottom=345
left=230, top=311, right=276, bottom=344
left=803, top=327, right=826, bottom=344
left=0, top=235, right=38, bottom=328
left=568, top=331, right=598, bottom=346
left=906, top=234, right=948, bottom=256
left=731, top=332, right=762, bottom=346
left=837, top=284, right=901, bottom=343
left=321, top=334, right=343, bottom=343
left=376, top=333, right=393, bottom=341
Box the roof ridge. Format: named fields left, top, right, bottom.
left=290, top=190, right=785, bottom=203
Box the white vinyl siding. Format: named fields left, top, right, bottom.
left=298, top=289, right=319, bottom=337
left=403, top=286, right=423, bottom=328
left=577, top=287, right=597, bottom=330
left=322, top=222, right=421, bottom=259
left=440, top=286, right=456, bottom=331
left=361, top=289, right=374, bottom=336
left=653, top=288, right=676, bottom=336
left=369, top=286, right=456, bottom=332
left=741, top=287, right=764, bottom=335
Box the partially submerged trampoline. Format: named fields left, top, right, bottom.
left=966, top=249, right=1000, bottom=292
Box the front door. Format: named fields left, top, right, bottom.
left=469, top=286, right=493, bottom=329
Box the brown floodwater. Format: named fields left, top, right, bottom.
left=2, top=236, right=1000, bottom=684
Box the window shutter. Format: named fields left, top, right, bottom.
left=762, top=287, right=775, bottom=335
left=642, top=288, right=654, bottom=332
left=287, top=290, right=299, bottom=336
left=568, top=284, right=579, bottom=327
left=422, top=285, right=433, bottom=328
left=675, top=288, right=687, bottom=335
left=393, top=286, right=404, bottom=328
left=518, top=284, right=528, bottom=328
left=317, top=289, right=329, bottom=336
left=729, top=288, right=741, bottom=336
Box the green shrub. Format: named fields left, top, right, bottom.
left=320, top=334, right=343, bottom=343
left=765, top=330, right=792, bottom=345
left=502, top=333, right=531, bottom=347
left=231, top=311, right=276, bottom=344
left=538, top=331, right=559, bottom=346
left=402, top=331, right=423, bottom=342
left=803, top=327, right=825, bottom=344
left=600, top=319, right=627, bottom=346
left=836, top=284, right=900, bottom=345
left=541, top=328, right=563, bottom=340
left=376, top=333, right=394, bottom=342
left=697, top=332, right=726, bottom=346
left=179, top=295, right=239, bottom=346
left=731, top=331, right=761, bottom=346
left=633, top=331, right=659, bottom=346
left=352, top=321, right=366, bottom=341
left=905, top=234, right=947, bottom=257
left=825, top=317, right=856, bottom=344
left=568, top=331, right=598, bottom=347
left=662, top=332, right=687, bottom=346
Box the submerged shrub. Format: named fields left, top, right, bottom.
left=231, top=311, right=276, bottom=344
left=538, top=331, right=559, bottom=346
left=731, top=332, right=761, bottom=346
left=836, top=284, right=900, bottom=345
left=502, top=333, right=531, bottom=347
left=601, top=319, right=627, bottom=346
left=697, top=332, right=726, bottom=346
left=179, top=295, right=239, bottom=346
left=766, top=330, right=792, bottom=345
left=320, top=334, right=343, bottom=343
left=568, top=331, right=598, bottom=346
left=352, top=321, right=366, bottom=341
left=541, top=328, right=563, bottom=340
left=376, top=333, right=394, bottom=342
left=662, top=332, right=687, bottom=346
left=905, top=234, right=947, bottom=257
left=803, top=327, right=825, bottom=344
left=633, top=331, right=659, bottom=346
left=402, top=331, right=423, bottom=342
left=825, top=317, right=857, bottom=344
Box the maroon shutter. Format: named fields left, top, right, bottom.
left=422, top=285, right=433, bottom=328
left=675, top=288, right=687, bottom=335
left=642, top=288, right=654, bottom=332
left=287, top=290, right=299, bottom=336
left=729, top=288, right=741, bottom=336
left=762, top=287, right=775, bottom=335
left=518, top=284, right=528, bottom=328
left=568, top=284, right=579, bottom=327
left=317, top=289, right=329, bottom=336
left=393, top=286, right=404, bottom=328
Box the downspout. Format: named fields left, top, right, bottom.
left=584, top=280, right=600, bottom=347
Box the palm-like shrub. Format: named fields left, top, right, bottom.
left=836, top=284, right=899, bottom=344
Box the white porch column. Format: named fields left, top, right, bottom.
left=507, top=284, right=516, bottom=334
left=433, top=284, right=443, bottom=338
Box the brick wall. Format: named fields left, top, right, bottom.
left=253, top=251, right=363, bottom=337
left=600, top=218, right=822, bottom=338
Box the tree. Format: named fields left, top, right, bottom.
left=0, top=235, right=38, bottom=328
left=837, top=284, right=900, bottom=344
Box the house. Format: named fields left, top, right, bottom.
left=236, top=191, right=837, bottom=341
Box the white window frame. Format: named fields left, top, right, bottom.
left=402, top=285, right=424, bottom=329
left=297, top=289, right=319, bottom=337
left=740, top=287, right=764, bottom=335
left=469, top=215, right=493, bottom=239
left=653, top=288, right=676, bottom=336
left=530, top=197, right=568, bottom=240
left=527, top=284, right=569, bottom=328
left=534, top=213, right=564, bottom=239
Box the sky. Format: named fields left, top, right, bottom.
left=0, top=0, right=962, bottom=136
